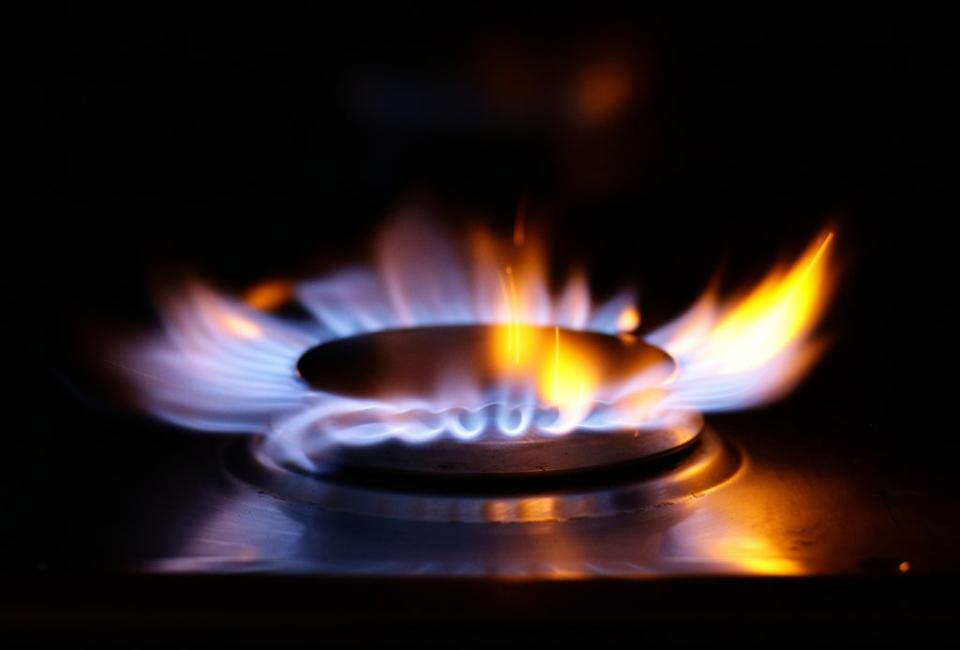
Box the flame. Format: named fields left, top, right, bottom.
left=244, top=279, right=292, bottom=311
left=616, top=306, right=640, bottom=333
left=113, top=210, right=838, bottom=470
left=489, top=323, right=601, bottom=433
left=702, top=232, right=832, bottom=373
left=216, top=312, right=261, bottom=340
left=539, top=326, right=597, bottom=431
left=648, top=230, right=836, bottom=411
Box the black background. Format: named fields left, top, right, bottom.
left=4, top=1, right=958, bottom=642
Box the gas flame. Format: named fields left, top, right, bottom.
left=647, top=231, right=835, bottom=411
left=113, top=210, right=836, bottom=470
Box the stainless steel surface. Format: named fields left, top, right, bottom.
left=236, top=424, right=733, bottom=523
left=124, top=415, right=958, bottom=577
left=11, top=403, right=956, bottom=580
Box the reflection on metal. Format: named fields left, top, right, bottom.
left=151, top=428, right=794, bottom=576
left=125, top=421, right=946, bottom=579
left=227, top=426, right=738, bottom=524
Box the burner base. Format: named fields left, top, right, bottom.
left=228, top=425, right=740, bottom=523
left=324, top=416, right=702, bottom=477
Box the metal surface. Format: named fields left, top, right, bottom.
left=8, top=412, right=960, bottom=580
left=122, top=415, right=959, bottom=577
left=234, top=425, right=734, bottom=523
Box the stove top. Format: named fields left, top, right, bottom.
left=48, top=414, right=960, bottom=578
left=4, top=406, right=960, bottom=644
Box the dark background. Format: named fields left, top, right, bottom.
left=3, top=1, right=958, bottom=641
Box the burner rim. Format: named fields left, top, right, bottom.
left=316, top=414, right=703, bottom=478
left=224, top=425, right=741, bottom=524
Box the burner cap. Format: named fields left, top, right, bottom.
left=292, top=325, right=690, bottom=477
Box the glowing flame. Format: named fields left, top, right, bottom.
left=487, top=323, right=602, bottom=433
left=112, top=210, right=837, bottom=470
left=648, top=230, right=835, bottom=411
left=244, top=279, right=292, bottom=311
left=217, top=312, right=262, bottom=340
left=697, top=233, right=831, bottom=373
left=539, top=326, right=597, bottom=430
left=616, top=306, right=640, bottom=333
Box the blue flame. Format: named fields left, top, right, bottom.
left=113, top=213, right=833, bottom=470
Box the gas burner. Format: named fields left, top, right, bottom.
left=92, top=211, right=857, bottom=581
left=111, top=212, right=835, bottom=494
left=295, top=324, right=689, bottom=476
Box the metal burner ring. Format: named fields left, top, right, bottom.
left=227, top=426, right=741, bottom=523
left=324, top=416, right=702, bottom=477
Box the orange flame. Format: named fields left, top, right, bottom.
left=616, top=306, right=641, bottom=333
left=709, top=232, right=834, bottom=372
left=490, top=323, right=600, bottom=430
left=244, top=279, right=292, bottom=311
left=652, top=229, right=837, bottom=410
